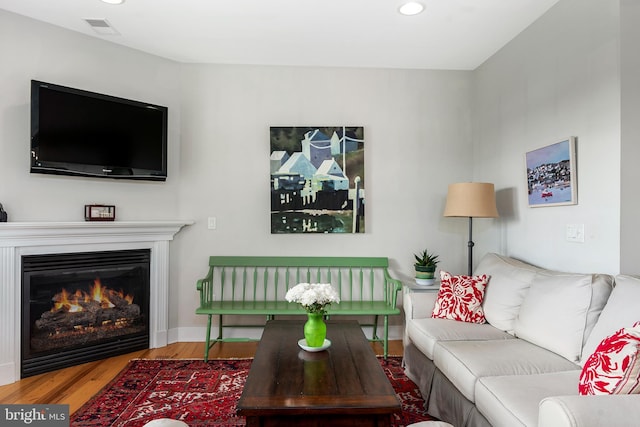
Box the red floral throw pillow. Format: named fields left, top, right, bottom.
left=431, top=270, right=488, bottom=324
left=579, top=321, right=640, bottom=395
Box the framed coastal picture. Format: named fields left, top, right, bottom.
left=526, top=137, right=577, bottom=207
left=270, top=126, right=365, bottom=233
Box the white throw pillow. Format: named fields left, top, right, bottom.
left=581, top=275, right=640, bottom=365
left=474, top=253, right=539, bottom=334
left=514, top=272, right=593, bottom=362
left=581, top=274, right=614, bottom=348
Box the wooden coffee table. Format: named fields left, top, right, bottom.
left=237, top=320, right=401, bottom=427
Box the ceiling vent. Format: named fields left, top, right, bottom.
left=84, top=18, right=119, bottom=35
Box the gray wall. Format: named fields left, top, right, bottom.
left=173, top=65, right=474, bottom=336
left=0, top=9, right=475, bottom=339
left=0, top=10, right=183, bottom=222
left=0, top=0, right=633, bottom=340
left=472, top=0, right=621, bottom=274
left=620, top=0, right=640, bottom=275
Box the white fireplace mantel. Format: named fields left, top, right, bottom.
left=0, top=220, right=192, bottom=385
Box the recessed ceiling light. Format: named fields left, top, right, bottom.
left=101, top=0, right=125, bottom=5
left=399, top=2, right=424, bottom=16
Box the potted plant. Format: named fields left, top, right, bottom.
left=414, top=249, right=439, bottom=285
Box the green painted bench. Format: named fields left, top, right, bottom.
left=195, top=256, right=403, bottom=360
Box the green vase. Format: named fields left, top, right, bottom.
left=304, top=313, right=327, bottom=347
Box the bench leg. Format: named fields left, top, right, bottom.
left=372, top=315, right=379, bottom=341
left=204, top=315, right=226, bottom=362
left=204, top=314, right=213, bottom=362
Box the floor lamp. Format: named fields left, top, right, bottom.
left=444, top=182, right=499, bottom=275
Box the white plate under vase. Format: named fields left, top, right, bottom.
left=415, top=278, right=435, bottom=286
left=298, top=338, right=331, bottom=352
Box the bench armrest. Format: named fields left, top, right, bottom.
left=196, top=267, right=214, bottom=306
left=384, top=270, right=403, bottom=308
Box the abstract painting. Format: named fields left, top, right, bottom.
left=270, top=127, right=364, bottom=233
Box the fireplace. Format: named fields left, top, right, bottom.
left=21, top=249, right=150, bottom=377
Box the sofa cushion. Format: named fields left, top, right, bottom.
left=579, top=321, right=640, bottom=395
left=583, top=273, right=615, bottom=339
left=582, top=275, right=640, bottom=365
left=475, top=371, right=580, bottom=427
left=406, top=317, right=514, bottom=359
left=513, top=271, right=593, bottom=362
left=431, top=271, right=488, bottom=324
left=433, top=339, right=580, bottom=402
left=474, top=253, right=539, bottom=334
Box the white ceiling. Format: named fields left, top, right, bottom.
left=0, top=0, right=560, bottom=70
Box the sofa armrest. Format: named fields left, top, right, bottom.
left=403, top=290, right=438, bottom=320
left=538, top=395, right=640, bottom=427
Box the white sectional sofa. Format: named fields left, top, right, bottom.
left=403, top=253, right=640, bottom=427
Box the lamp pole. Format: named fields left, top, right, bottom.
left=467, top=217, right=474, bottom=276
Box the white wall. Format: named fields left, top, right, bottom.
left=0, top=9, right=476, bottom=339
left=1, top=0, right=629, bottom=342
left=0, top=10, right=182, bottom=222
left=472, top=0, right=621, bottom=274
left=172, top=64, right=474, bottom=334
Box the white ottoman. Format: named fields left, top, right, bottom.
left=407, top=422, right=454, bottom=427
left=142, top=419, right=189, bottom=427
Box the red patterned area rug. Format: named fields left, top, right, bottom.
left=71, top=357, right=432, bottom=427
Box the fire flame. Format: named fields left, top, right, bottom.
left=51, top=278, right=134, bottom=312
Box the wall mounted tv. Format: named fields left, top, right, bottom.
left=31, top=80, right=168, bottom=181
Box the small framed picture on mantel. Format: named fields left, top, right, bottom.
left=526, top=137, right=577, bottom=207
left=84, top=204, right=116, bottom=221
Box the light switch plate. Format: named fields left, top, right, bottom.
left=207, top=217, right=217, bottom=230
left=566, top=224, right=584, bottom=242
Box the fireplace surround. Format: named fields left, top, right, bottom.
left=0, top=220, right=191, bottom=385
left=22, top=249, right=151, bottom=377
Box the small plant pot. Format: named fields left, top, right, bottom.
left=415, top=277, right=435, bottom=286
left=415, top=265, right=435, bottom=278
left=415, top=265, right=436, bottom=285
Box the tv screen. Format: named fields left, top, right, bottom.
left=30, top=80, right=168, bottom=181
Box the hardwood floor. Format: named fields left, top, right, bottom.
left=0, top=340, right=403, bottom=414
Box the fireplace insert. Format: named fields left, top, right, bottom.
left=22, top=249, right=150, bottom=377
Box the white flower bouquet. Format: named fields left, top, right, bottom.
left=285, top=283, right=340, bottom=314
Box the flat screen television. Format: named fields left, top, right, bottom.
left=30, top=80, right=168, bottom=181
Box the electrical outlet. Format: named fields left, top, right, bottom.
left=207, top=217, right=217, bottom=230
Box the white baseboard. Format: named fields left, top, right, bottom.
left=0, top=362, right=17, bottom=386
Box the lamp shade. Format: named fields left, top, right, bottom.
left=443, top=182, right=499, bottom=218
